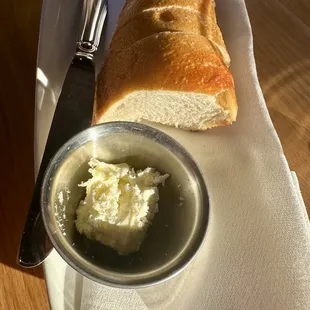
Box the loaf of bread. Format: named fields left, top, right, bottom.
left=94, top=0, right=237, bottom=131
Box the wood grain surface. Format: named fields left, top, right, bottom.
left=246, top=0, right=310, bottom=210
left=0, top=0, right=309, bottom=309
left=0, top=0, right=50, bottom=309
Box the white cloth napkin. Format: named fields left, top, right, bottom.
left=36, top=0, right=310, bottom=309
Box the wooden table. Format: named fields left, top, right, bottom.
left=0, top=0, right=309, bottom=308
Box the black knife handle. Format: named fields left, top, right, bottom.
left=18, top=55, right=95, bottom=267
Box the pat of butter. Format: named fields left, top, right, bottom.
left=75, top=158, right=169, bottom=255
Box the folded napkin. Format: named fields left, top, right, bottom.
left=36, top=0, right=310, bottom=309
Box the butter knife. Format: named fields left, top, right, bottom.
left=18, top=0, right=108, bottom=268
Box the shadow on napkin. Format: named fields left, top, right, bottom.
left=136, top=263, right=193, bottom=309
left=64, top=265, right=84, bottom=310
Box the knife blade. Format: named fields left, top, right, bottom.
left=18, top=0, right=108, bottom=268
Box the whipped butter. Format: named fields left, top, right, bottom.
left=75, top=158, right=169, bottom=255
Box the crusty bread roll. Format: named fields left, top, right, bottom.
left=119, top=0, right=214, bottom=25
left=94, top=0, right=237, bottom=131
left=110, top=8, right=230, bottom=66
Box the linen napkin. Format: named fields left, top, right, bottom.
left=35, top=0, right=310, bottom=309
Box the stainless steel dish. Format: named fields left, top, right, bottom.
left=41, top=121, right=209, bottom=288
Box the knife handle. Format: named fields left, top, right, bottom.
left=78, top=0, right=108, bottom=55
left=17, top=56, right=95, bottom=267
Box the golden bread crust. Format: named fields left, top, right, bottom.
left=95, top=32, right=236, bottom=123
left=94, top=0, right=237, bottom=130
